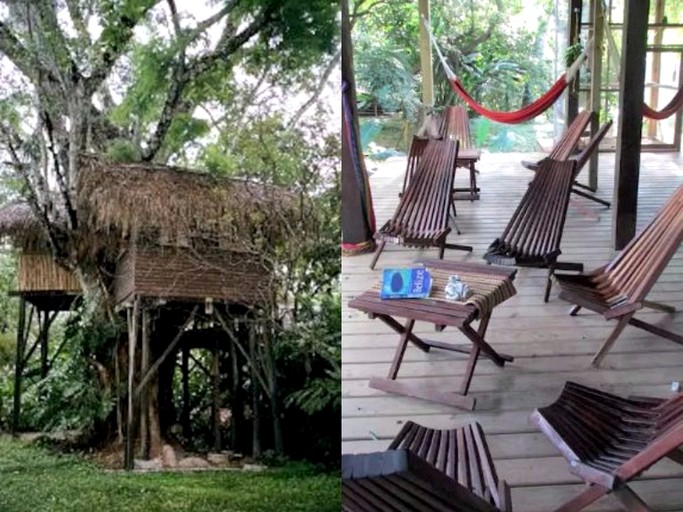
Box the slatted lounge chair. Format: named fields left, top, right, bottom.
left=343, top=448, right=506, bottom=512
left=521, top=110, right=592, bottom=169
left=531, top=381, right=683, bottom=512
left=523, top=111, right=612, bottom=207
left=483, top=158, right=582, bottom=302
left=440, top=105, right=481, bottom=200
left=388, top=421, right=512, bottom=511
left=370, top=138, right=473, bottom=270
left=399, top=136, right=428, bottom=197
left=555, top=185, right=683, bottom=367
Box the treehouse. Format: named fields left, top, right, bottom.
left=0, top=155, right=298, bottom=468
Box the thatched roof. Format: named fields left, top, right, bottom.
left=0, top=156, right=301, bottom=252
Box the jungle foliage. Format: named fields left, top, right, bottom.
left=351, top=0, right=555, bottom=121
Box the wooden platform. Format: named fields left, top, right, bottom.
left=342, top=151, right=683, bottom=511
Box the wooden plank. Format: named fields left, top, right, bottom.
left=613, top=0, right=650, bottom=249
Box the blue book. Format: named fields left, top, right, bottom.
left=380, top=267, right=432, bottom=299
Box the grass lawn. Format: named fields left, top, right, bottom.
left=0, top=438, right=340, bottom=512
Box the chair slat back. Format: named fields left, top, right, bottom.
left=599, top=186, right=683, bottom=303
left=572, top=119, right=613, bottom=173
left=390, top=138, right=459, bottom=239
left=401, top=136, right=429, bottom=194
left=440, top=105, right=473, bottom=149
left=498, top=159, right=576, bottom=260
left=549, top=110, right=593, bottom=161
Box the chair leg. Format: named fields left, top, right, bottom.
left=591, top=314, right=634, bottom=368
left=544, top=266, right=555, bottom=303
left=569, top=305, right=582, bottom=316
left=438, top=243, right=445, bottom=260
left=642, top=300, right=676, bottom=314
left=369, top=241, right=386, bottom=270
left=553, top=483, right=610, bottom=512
left=613, top=485, right=652, bottom=512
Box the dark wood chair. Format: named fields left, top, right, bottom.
left=343, top=448, right=506, bottom=511
left=388, top=420, right=512, bottom=511
left=531, top=381, right=683, bottom=512
left=555, top=185, right=683, bottom=367
left=523, top=111, right=612, bottom=208
left=521, top=110, right=592, bottom=169
left=483, top=158, right=582, bottom=302
left=440, top=105, right=482, bottom=200
left=370, top=138, right=472, bottom=270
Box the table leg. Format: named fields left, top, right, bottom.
left=377, top=314, right=430, bottom=352
left=387, top=318, right=415, bottom=380
left=460, top=314, right=491, bottom=395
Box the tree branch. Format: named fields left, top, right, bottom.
left=85, top=0, right=162, bottom=95
left=33, top=0, right=80, bottom=85
left=287, top=47, right=340, bottom=129
left=141, top=8, right=273, bottom=161
left=0, top=20, right=42, bottom=80
left=65, top=0, right=91, bottom=44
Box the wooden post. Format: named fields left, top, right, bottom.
left=140, top=307, right=150, bottom=460
left=249, top=321, right=261, bottom=458
left=11, top=296, right=27, bottom=436
left=39, top=310, right=49, bottom=379
left=566, top=0, right=582, bottom=127
left=646, top=0, right=664, bottom=138
left=613, top=0, right=650, bottom=249
left=229, top=321, right=240, bottom=450
left=114, top=340, right=123, bottom=443
left=212, top=340, right=221, bottom=452
left=181, top=345, right=190, bottom=438
left=418, top=0, right=434, bottom=107
left=588, top=0, right=604, bottom=191
left=125, top=299, right=139, bottom=470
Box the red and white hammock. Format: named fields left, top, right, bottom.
left=424, top=17, right=590, bottom=124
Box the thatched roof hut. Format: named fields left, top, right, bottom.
left=76, top=155, right=298, bottom=250
left=0, top=156, right=299, bottom=305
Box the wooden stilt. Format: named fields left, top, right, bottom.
left=249, top=321, right=261, bottom=458
left=40, top=310, right=49, bottom=379
left=229, top=322, right=240, bottom=450
left=125, top=299, right=139, bottom=470
left=140, top=307, right=150, bottom=460
left=212, top=339, right=221, bottom=452
left=114, top=340, right=123, bottom=443
left=181, top=345, right=190, bottom=438
left=11, top=296, right=27, bottom=436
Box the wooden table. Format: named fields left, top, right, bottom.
left=454, top=148, right=481, bottom=201
left=348, top=260, right=516, bottom=410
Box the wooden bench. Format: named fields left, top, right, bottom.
left=370, top=138, right=472, bottom=270
left=555, top=185, right=683, bottom=367
left=484, top=158, right=582, bottom=302
left=343, top=448, right=508, bottom=511
left=531, top=381, right=683, bottom=512
left=388, top=421, right=512, bottom=511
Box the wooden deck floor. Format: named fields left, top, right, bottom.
left=342, top=151, right=683, bottom=511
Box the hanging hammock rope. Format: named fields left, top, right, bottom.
left=423, top=16, right=591, bottom=124
left=604, top=22, right=683, bottom=120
